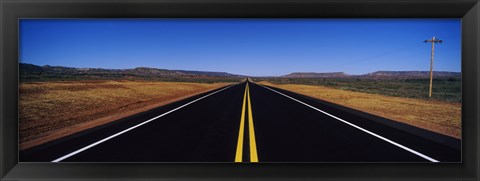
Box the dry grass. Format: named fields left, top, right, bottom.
left=258, top=81, right=461, bottom=139
left=19, top=80, right=232, bottom=149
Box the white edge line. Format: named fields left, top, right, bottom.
left=52, top=84, right=235, bottom=162
left=258, top=84, right=439, bottom=163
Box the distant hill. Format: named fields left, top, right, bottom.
left=283, top=72, right=348, bottom=78
left=19, top=63, right=244, bottom=80
left=282, top=71, right=460, bottom=79
left=364, top=71, right=461, bottom=78
left=175, top=70, right=239, bottom=77
left=20, top=63, right=461, bottom=81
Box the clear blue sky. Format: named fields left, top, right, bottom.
left=20, top=19, right=461, bottom=76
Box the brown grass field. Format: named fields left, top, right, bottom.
left=19, top=80, right=233, bottom=150
left=258, top=81, right=461, bottom=139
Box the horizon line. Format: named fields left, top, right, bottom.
left=19, top=62, right=462, bottom=77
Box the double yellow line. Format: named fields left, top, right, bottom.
left=235, top=82, right=259, bottom=162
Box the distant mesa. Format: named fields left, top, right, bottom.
left=365, top=71, right=461, bottom=78
left=19, top=63, right=244, bottom=78
left=283, top=72, right=348, bottom=78
left=283, top=71, right=460, bottom=79
left=19, top=63, right=461, bottom=80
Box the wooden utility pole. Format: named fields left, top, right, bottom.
left=424, top=37, right=443, bottom=98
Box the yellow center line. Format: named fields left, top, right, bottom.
left=247, top=83, right=259, bottom=162
left=234, top=83, right=248, bottom=162
left=235, top=82, right=259, bottom=162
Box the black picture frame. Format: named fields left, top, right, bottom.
left=1, top=0, right=479, bottom=180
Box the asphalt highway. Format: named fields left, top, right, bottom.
left=20, top=80, right=461, bottom=162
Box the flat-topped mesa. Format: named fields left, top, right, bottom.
left=365, top=71, right=461, bottom=78
left=282, top=71, right=460, bottom=79
left=283, top=72, right=348, bottom=78
left=19, top=63, right=244, bottom=78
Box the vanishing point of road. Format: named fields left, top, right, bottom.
left=21, top=80, right=461, bottom=162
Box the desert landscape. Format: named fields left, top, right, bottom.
left=19, top=80, right=235, bottom=150
left=18, top=19, right=462, bottom=163
left=257, top=81, right=461, bottom=139
left=19, top=62, right=462, bottom=152
left=19, top=63, right=244, bottom=149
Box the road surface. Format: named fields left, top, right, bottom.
left=20, top=80, right=461, bottom=162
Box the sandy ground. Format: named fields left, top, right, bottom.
left=258, top=81, right=461, bottom=139
left=19, top=80, right=234, bottom=150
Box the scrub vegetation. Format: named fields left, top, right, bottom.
left=19, top=80, right=234, bottom=150
left=258, top=81, right=461, bottom=139
left=253, top=77, right=461, bottom=102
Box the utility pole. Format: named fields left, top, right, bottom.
left=424, top=36, right=443, bottom=98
